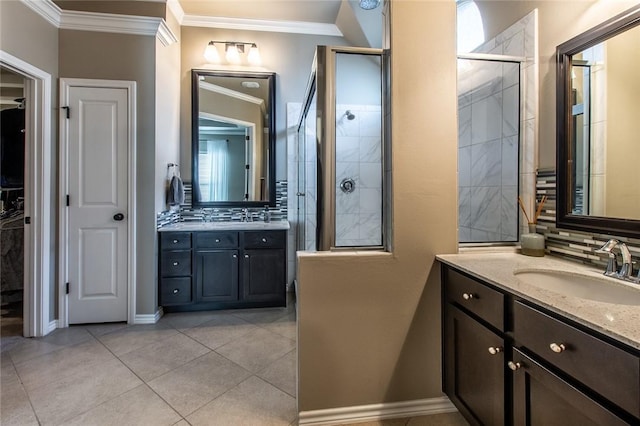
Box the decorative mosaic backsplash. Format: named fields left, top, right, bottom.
left=157, top=180, right=288, bottom=228
left=535, top=169, right=639, bottom=268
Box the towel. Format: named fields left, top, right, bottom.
left=168, top=175, right=185, bottom=205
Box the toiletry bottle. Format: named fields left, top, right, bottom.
left=263, top=205, right=271, bottom=223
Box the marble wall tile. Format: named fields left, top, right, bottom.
left=471, top=140, right=502, bottom=186
left=458, top=105, right=472, bottom=147
left=336, top=137, right=359, bottom=163
left=502, top=136, right=519, bottom=186
left=502, top=84, right=520, bottom=137
left=459, top=187, right=471, bottom=227
left=471, top=93, right=503, bottom=144
left=335, top=213, right=360, bottom=243
left=469, top=186, right=502, bottom=233
left=502, top=62, right=520, bottom=90
left=501, top=185, right=518, bottom=240
left=472, top=62, right=503, bottom=102
left=335, top=190, right=360, bottom=214
left=335, top=162, right=359, bottom=184
left=458, top=146, right=471, bottom=187
left=502, top=29, right=525, bottom=57
left=360, top=136, right=381, bottom=162
left=359, top=188, right=382, bottom=213
left=359, top=163, right=381, bottom=189
left=359, top=111, right=382, bottom=137
left=336, top=114, right=359, bottom=137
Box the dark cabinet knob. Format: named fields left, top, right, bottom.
left=113, top=213, right=125, bottom=221
left=172, top=261, right=179, bottom=266
left=261, top=237, right=267, bottom=243
left=173, top=239, right=179, bottom=244
left=172, top=288, right=180, bottom=294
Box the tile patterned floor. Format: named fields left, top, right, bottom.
left=1, top=299, right=467, bottom=426
left=1, top=303, right=297, bottom=426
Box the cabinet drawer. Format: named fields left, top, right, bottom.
left=195, top=232, right=238, bottom=249
left=445, top=268, right=504, bottom=331
left=161, top=232, right=191, bottom=250
left=243, top=231, right=286, bottom=249
left=514, top=301, right=640, bottom=417
left=160, top=277, right=192, bottom=305
left=160, top=250, right=192, bottom=276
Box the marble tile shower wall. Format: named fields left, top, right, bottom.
left=335, top=104, right=382, bottom=247
left=459, top=10, right=538, bottom=243
left=536, top=169, right=640, bottom=267
left=156, top=181, right=288, bottom=228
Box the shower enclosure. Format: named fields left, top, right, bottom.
left=457, top=54, right=523, bottom=243
left=296, top=46, right=385, bottom=252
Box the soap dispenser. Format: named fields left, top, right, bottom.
left=263, top=205, right=271, bottom=223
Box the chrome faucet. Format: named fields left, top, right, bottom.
left=595, top=239, right=634, bottom=281
left=241, top=208, right=252, bottom=222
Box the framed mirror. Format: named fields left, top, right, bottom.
left=191, top=69, right=276, bottom=207
left=556, top=6, right=640, bottom=238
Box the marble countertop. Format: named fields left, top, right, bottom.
left=158, top=220, right=290, bottom=232
left=436, top=252, right=640, bottom=351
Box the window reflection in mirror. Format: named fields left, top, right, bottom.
left=568, top=24, right=640, bottom=221
left=191, top=70, right=275, bottom=206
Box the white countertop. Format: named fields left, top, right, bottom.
left=158, top=220, right=290, bottom=232
left=436, top=252, right=640, bottom=351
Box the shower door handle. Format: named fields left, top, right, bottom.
left=296, top=192, right=306, bottom=196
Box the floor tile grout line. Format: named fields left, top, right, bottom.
left=4, top=352, right=44, bottom=426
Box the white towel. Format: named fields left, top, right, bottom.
left=168, top=175, right=185, bottom=205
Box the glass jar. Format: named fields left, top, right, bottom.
left=521, top=224, right=545, bottom=257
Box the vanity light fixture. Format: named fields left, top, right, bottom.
left=203, top=41, right=262, bottom=66
left=359, top=0, right=381, bottom=10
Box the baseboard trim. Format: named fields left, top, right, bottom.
left=134, top=307, right=163, bottom=324
left=47, top=319, right=58, bottom=334
left=298, top=396, right=457, bottom=425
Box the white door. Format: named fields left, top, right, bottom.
left=65, top=84, right=129, bottom=324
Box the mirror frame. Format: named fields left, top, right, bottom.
left=556, top=6, right=640, bottom=238
left=191, top=69, right=276, bottom=207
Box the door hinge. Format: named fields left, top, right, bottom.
left=66, top=194, right=70, bottom=206
left=66, top=282, right=70, bottom=294
left=61, top=106, right=70, bottom=119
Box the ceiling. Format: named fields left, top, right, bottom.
left=175, top=0, right=382, bottom=47
left=177, top=0, right=344, bottom=24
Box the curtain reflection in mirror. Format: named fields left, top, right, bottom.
left=199, top=139, right=228, bottom=201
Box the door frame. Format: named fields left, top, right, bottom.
left=0, top=50, right=52, bottom=337
left=58, top=78, right=137, bottom=327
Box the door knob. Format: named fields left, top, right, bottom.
left=113, top=213, right=125, bottom=221
left=488, top=346, right=503, bottom=355
left=508, top=361, right=521, bottom=371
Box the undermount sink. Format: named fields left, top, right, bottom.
left=513, top=269, right=640, bottom=305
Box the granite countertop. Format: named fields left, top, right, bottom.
left=436, top=252, right=640, bottom=351
left=158, top=220, right=290, bottom=232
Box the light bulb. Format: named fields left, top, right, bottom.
left=204, top=42, right=220, bottom=63
left=247, top=44, right=262, bottom=66
left=225, top=44, right=241, bottom=64
left=359, top=0, right=381, bottom=10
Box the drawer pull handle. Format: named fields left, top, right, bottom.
left=507, top=361, right=521, bottom=371
left=488, top=346, right=503, bottom=355
left=261, top=237, right=267, bottom=243
left=173, top=261, right=179, bottom=266
left=172, top=288, right=180, bottom=294
left=245, top=254, right=249, bottom=258
left=549, top=343, right=566, bottom=353
left=173, top=239, right=179, bottom=244
left=215, top=239, right=220, bottom=243
left=232, top=254, right=237, bottom=258
left=462, top=293, right=475, bottom=300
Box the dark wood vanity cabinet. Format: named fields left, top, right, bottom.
left=159, top=230, right=286, bottom=311
left=442, top=264, right=640, bottom=426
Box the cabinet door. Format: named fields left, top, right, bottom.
left=242, top=249, right=285, bottom=303
left=195, top=249, right=239, bottom=302
left=444, top=305, right=505, bottom=426
left=511, top=348, right=629, bottom=426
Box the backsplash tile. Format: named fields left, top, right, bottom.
left=535, top=169, right=639, bottom=268
left=157, top=181, right=288, bottom=228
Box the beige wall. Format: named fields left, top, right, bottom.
left=297, top=0, right=458, bottom=411
left=476, top=0, right=639, bottom=169
left=179, top=27, right=349, bottom=181
left=59, top=30, right=159, bottom=315
left=0, top=0, right=59, bottom=320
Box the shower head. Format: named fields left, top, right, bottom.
left=345, top=110, right=355, bottom=120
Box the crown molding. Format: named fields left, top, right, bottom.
left=20, top=0, right=62, bottom=27
left=20, top=0, right=177, bottom=45
left=182, top=15, right=343, bottom=37
left=167, top=0, right=185, bottom=25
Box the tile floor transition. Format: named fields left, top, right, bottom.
left=1, top=297, right=468, bottom=426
